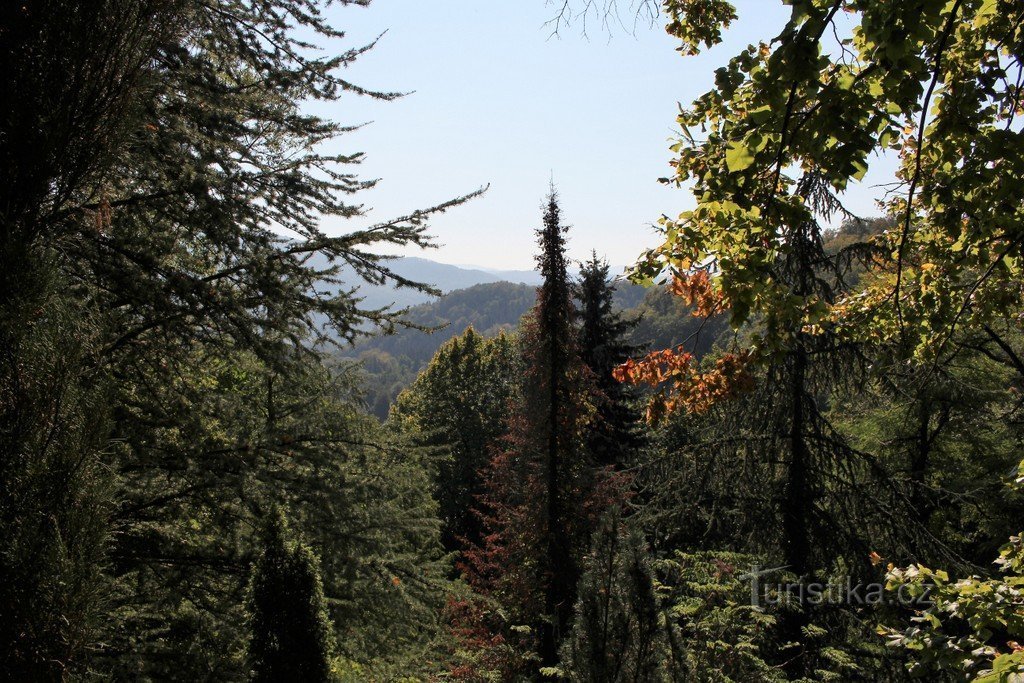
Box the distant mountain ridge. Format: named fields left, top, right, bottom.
left=452, top=264, right=544, bottom=286
left=313, top=254, right=630, bottom=311
left=323, top=256, right=535, bottom=311
left=346, top=281, right=538, bottom=366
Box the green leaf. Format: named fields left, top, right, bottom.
left=726, top=141, right=755, bottom=172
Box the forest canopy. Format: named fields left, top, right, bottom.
left=1, top=0, right=1023, bottom=681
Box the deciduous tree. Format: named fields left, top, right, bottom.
left=391, top=327, right=520, bottom=550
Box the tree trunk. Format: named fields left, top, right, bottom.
left=779, top=341, right=812, bottom=677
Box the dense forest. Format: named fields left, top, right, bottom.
left=2, top=1, right=1023, bottom=682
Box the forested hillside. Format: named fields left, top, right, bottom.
left=345, top=278, right=682, bottom=417
left=3, top=1, right=1024, bottom=682
left=307, top=255, right=545, bottom=311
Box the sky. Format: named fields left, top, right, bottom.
left=311, top=1, right=896, bottom=271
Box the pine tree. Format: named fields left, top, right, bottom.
left=562, top=510, right=665, bottom=683
left=246, top=508, right=336, bottom=683
left=577, top=253, right=644, bottom=468
left=534, top=187, right=586, bottom=667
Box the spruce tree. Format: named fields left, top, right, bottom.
left=460, top=188, right=600, bottom=673
left=577, top=253, right=644, bottom=468
left=535, top=187, right=584, bottom=667
left=247, top=508, right=336, bottom=683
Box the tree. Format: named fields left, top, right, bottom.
left=458, top=189, right=601, bottom=674
left=561, top=510, right=665, bottom=683
left=831, top=344, right=1024, bottom=567
left=621, top=195, right=902, bottom=678
left=878, top=437, right=1024, bottom=680
left=614, top=1, right=1024, bottom=676
left=95, top=342, right=450, bottom=679
left=577, top=254, right=645, bottom=469
left=637, top=0, right=1024, bottom=371
left=78, top=0, right=482, bottom=362
left=658, top=552, right=784, bottom=682
left=247, top=508, right=336, bottom=683
left=3, top=0, right=475, bottom=675
left=882, top=533, right=1024, bottom=681
left=533, top=188, right=594, bottom=666
left=390, top=327, right=520, bottom=550
left=0, top=272, right=113, bottom=680
left=0, top=1, right=173, bottom=676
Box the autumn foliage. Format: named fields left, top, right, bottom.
left=613, top=275, right=753, bottom=421
left=668, top=270, right=725, bottom=317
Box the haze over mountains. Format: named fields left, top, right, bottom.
left=335, top=256, right=627, bottom=310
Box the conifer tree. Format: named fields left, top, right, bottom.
left=0, top=270, right=112, bottom=680
left=94, top=342, right=450, bottom=678
left=460, top=189, right=600, bottom=673
left=621, top=209, right=908, bottom=678
left=562, top=510, right=665, bottom=683
left=577, top=253, right=644, bottom=468
left=534, top=187, right=587, bottom=666
left=246, top=508, right=336, bottom=683
left=0, top=2, right=172, bottom=675
left=2, top=0, right=474, bottom=675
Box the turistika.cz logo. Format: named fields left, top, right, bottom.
left=737, top=565, right=933, bottom=608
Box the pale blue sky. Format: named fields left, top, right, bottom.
left=313, top=1, right=895, bottom=270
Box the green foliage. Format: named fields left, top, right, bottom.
left=655, top=551, right=783, bottom=682
left=566, top=538, right=883, bottom=683
left=352, top=349, right=423, bottom=419
left=1, top=1, right=169, bottom=671
left=627, top=285, right=730, bottom=358
left=622, top=4, right=1024, bottom=677
left=455, top=190, right=611, bottom=676
left=84, top=0, right=481, bottom=358
left=643, top=0, right=1024, bottom=361
left=530, top=187, right=598, bottom=666
left=98, top=343, right=450, bottom=679
left=663, top=0, right=737, bottom=56
left=391, top=327, right=520, bottom=550
left=6, top=0, right=1024, bottom=679
left=247, top=509, right=336, bottom=683
left=830, top=342, right=1024, bottom=566
left=0, top=262, right=112, bottom=679
left=562, top=511, right=666, bottom=682
left=350, top=278, right=703, bottom=420
left=3, top=0, right=474, bottom=677
left=348, top=281, right=536, bottom=418
left=577, top=255, right=646, bottom=468
left=656, top=551, right=901, bottom=682
left=882, top=534, right=1024, bottom=681
left=355, top=282, right=538, bottom=365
